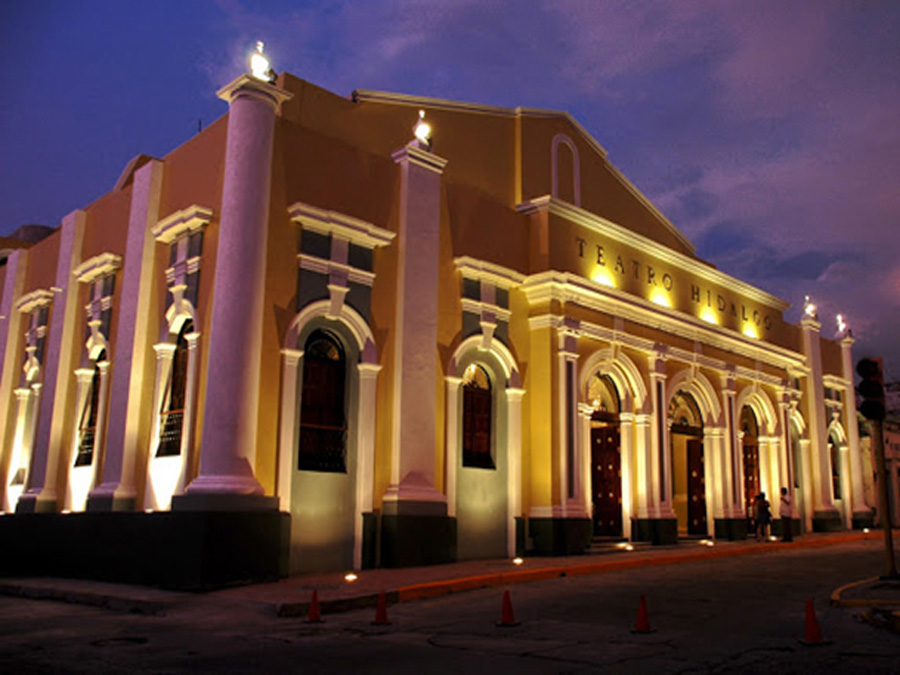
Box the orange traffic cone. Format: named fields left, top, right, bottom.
left=800, top=598, right=829, bottom=645
left=307, top=589, right=323, bottom=623
left=372, top=590, right=390, bottom=625
left=496, top=589, right=520, bottom=627
left=632, top=595, right=655, bottom=633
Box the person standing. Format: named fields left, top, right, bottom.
left=755, top=492, right=771, bottom=541
left=780, top=487, right=794, bottom=542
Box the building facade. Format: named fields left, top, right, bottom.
left=0, top=65, right=873, bottom=586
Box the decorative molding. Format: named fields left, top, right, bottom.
left=521, top=271, right=804, bottom=371
left=152, top=205, right=212, bottom=244
left=216, top=74, right=293, bottom=112
left=73, top=253, right=122, bottom=284
left=288, top=202, right=395, bottom=249
left=298, top=253, right=376, bottom=287
left=460, top=298, right=512, bottom=323
left=454, top=256, right=525, bottom=289
left=391, top=143, right=448, bottom=173
left=16, top=289, right=54, bottom=314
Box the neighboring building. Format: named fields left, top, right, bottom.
left=0, top=61, right=873, bottom=587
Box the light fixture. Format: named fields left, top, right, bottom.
left=344, top=572, right=358, bottom=582
left=249, top=41, right=274, bottom=82
left=413, top=110, right=432, bottom=150
left=836, top=313, right=850, bottom=337
left=769, top=535, right=777, bottom=542
left=863, top=527, right=870, bottom=534
left=624, top=544, right=634, bottom=552
left=512, top=557, right=524, bottom=566
left=144, top=508, right=154, bottom=514
left=803, top=295, right=817, bottom=319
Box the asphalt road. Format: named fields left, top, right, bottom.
left=1, top=539, right=898, bottom=673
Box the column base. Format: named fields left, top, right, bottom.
left=714, top=518, right=749, bottom=541
left=527, top=517, right=592, bottom=555
left=632, top=518, right=678, bottom=545
left=380, top=500, right=456, bottom=567
left=86, top=485, right=136, bottom=512
left=15, top=493, right=57, bottom=514
left=361, top=512, right=378, bottom=569
left=172, top=492, right=278, bottom=512
left=852, top=510, right=875, bottom=529
left=812, top=509, right=844, bottom=532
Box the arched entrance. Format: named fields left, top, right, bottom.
left=588, top=374, right=621, bottom=537
left=741, top=406, right=761, bottom=532
left=669, top=390, right=707, bottom=536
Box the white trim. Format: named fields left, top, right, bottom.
left=15, top=289, right=54, bottom=314
left=735, top=386, right=779, bottom=437
left=151, top=205, right=212, bottom=244
left=551, top=134, right=581, bottom=207
left=288, top=202, right=395, bottom=249
left=454, top=256, right=525, bottom=288
left=72, top=253, right=122, bottom=284
left=666, top=368, right=723, bottom=426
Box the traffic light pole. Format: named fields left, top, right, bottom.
left=871, top=418, right=899, bottom=579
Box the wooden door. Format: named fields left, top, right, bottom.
left=591, top=425, right=622, bottom=536
left=687, top=439, right=707, bottom=535
left=743, top=441, right=760, bottom=527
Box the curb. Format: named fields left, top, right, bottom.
left=276, top=590, right=399, bottom=618
left=0, top=581, right=168, bottom=616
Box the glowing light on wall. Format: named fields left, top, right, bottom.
left=146, top=455, right=184, bottom=511
left=742, top=323, right=759, bottom=339
left=413, top=110, right=432, bottom=146
left=68, top=465, right=93, bottom=513
left=591, top=266, right=615, bottom=288
left=650, top=288, right=672, bottom=308
left=700, top=307, right=719, bottom=325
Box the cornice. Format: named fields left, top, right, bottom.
left=522, top=271, right=805, bottom=372
left=217, top=74, right=293, bottom=112
left=518, top=196, right=789, bottom=312
left=454, top=256, right=525, bottom=289
left=73, top=252, right=122, bottom=284
left=391, top=143, right=448, bottom=173
left=288, top=202, right=395, bottom=249
left=16, top=289, right=55, bottom=314
left=152, top=205, right=213, bottom=244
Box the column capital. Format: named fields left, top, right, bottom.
left=391, top=143, right=448, bottom=174
left=217, top=74, right=293, bottom=112
left=800, top=317, right=821, bottom=333
left=280, top=348, right=303, bottom=367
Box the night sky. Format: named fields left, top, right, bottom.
left=2, top=1, right=898, bottom=377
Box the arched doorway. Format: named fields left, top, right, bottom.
left=741, top=406, right=761, bottom=533
left=669, top=391, right=707, bottom=536
left=588, top=374, right=621, bottom=537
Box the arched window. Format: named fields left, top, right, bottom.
left=74, top=350, right=105, bottom=467
left=830, top=432, right=842, bottom=499
left=157, top=321, right=192, bottom=457
left=299, top=330, right=347, bottom=472
left=462, top=364, right=493, bottom=469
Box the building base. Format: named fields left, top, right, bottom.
left=772, top=518, right=799, bottom=537
left=515, top=517, right=526, bottom=556
left=714, top=518, right=749, bottom=541
left=361, top=512, right=377, bottom=569
left=812, top=509, right=844, bottom=532
left=632, top=518, right=678, bottom=545
left=0, top=510, right=289, bottom=590
left=380, top=500, right=456, bottom=568
left=852, top=510, right=875, bottom=530
left=528, top=517, right=592, bottom=555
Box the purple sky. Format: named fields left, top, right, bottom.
left=2, top=1, right=899, bottom=378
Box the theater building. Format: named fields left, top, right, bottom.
left=0, top=59, right=873, bottom=587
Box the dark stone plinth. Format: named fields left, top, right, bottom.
left=528, top=517, right=592, bottom=555
left=632, top=518, right=678, bottom=545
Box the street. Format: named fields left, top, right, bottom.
left=1, top=539, right=898, bottom=673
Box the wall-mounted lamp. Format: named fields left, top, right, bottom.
left=249, top=41, right=275, bottom=83
left=413, top=110, right=432, bottom=150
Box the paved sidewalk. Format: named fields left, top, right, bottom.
left=1, top=529, right=891, bottom=620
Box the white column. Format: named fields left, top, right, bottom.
left=705, top=427, right=724, bottom=520
left=0, top=249, right=28, bottom=511
left=648, top=354, right=672, bottom=519
left=180, top=76, right=292, bottom=507
left=840, top=335, right=870, bottom=521
left=506, top=388, right=525, bottom=557
left=19, top=210, right=86, bottom=513
left=90, top=160, right=164, bottom=511
left=383, top=142, right=447, bottom=507
left=177, top=332, right=201, bottom=492
left=64, top=368, right=95, bottom=511
left=633, top=413, right=652, bottom=518
left=353, top=362, right=381, bottom=569
left=276, top=349, right=303, bottom=511
left=720, top=375, right=741, bottom=518
left=619, top=411, right=635, bottom=540
left=799, top=438, right=815, bottom=531
left=444, top=377, right=463, bottom=518
left=801, top=317, right=838, bottom=518
left=557, top=324, right=583, bottom=517
left=577, top=403, right=593, bottom=519
left=5, top=388, right=34, bottom=511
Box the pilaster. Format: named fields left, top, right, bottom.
left=0, top=249, right=28, bottom=511
left=840, top=335, right=872, bottom=524
left=18, top=209, right=86, bottom=513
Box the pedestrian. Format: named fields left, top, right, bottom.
left=780, top=487, right=794, bottom=542
left=755, top=492, right=771, bottom=542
